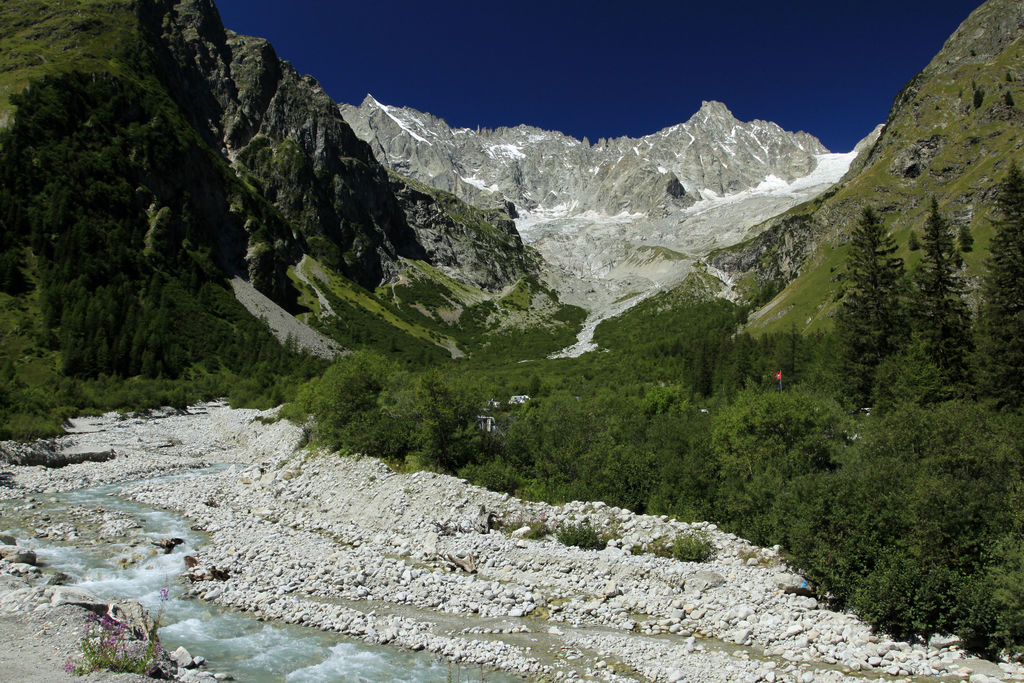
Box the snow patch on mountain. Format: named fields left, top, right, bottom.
left=686, top=152, right=856, bottom=215
left=367, top=95, right=433, bottom=145
left=340, top=94, right=866, bottom=354
left=460, top=175, right=500, bottom=193
left=487, top=143, right=526, bottom=160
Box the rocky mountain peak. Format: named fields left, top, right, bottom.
left=694, top=99, right=735, bottom=120
left=339, top=93, right=855, bottom=322
left=135, top=0, right=536, bottom=297
left=340, top=96, right=830, bottom=220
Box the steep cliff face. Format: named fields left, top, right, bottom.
left=137, top=0, right=534, bottom=295
left=390, top=175, right=540, bottom=292
left=340, top=96, right=828, bottom=220
left=708, top=0, right=1024, bottom=334
left=0, top=0, right=553, bottom=389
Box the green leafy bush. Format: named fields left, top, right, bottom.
left=646, top=531, right=715, bottom=562
left=711, top=388, right=845, bottom=543
left=556, top=520, right=606, bottom=550
left=670, top=532, right=715, bottom=562
left=671, top=532, right=712, bottom=561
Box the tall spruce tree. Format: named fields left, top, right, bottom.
left=979, top=162, right=1024, bottom=406
left=836, top=207, right=906, bottom=403
left=914, top=198, right=972, bottom=383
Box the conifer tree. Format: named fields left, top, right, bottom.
left=836, top=207, right=906, bottom=403
left=909, top=230, right=921, bottom=251
left=958, top=223, right=974, bottom=252
left=914, top=198, right=972, bottom=382
left=979, top=162, right=1024, bottom=405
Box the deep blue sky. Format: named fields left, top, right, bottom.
left=212, top=0, right=983, bottom=153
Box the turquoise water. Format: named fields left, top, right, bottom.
left=1, top=471, right=503, bottom=682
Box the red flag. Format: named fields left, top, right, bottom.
left=774, top=370, right=782, bottom=380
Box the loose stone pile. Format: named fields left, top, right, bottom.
left=3, top=403, right=1023, bottom=682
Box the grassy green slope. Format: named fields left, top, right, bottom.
left=719, top=2, right=1023, bottom=336
left=0, top=1, right=330, bottom=436
left=289, top=255, right=585, bottom=362
left=0, top=0, right=140, bottom=125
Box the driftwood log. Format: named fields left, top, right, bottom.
left=441, top=552, right=477, bottom=574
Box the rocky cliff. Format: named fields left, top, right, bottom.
left=340, top=96, right=828, bottom=220
left=0, top=0, right=554, bottom=387
left=138, top=0, right=535, bottom=296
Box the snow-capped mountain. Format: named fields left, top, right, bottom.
left=341, top=94, right=866, bottom=354
left=340, top=96, right=828, bottom=220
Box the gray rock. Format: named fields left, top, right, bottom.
left=58, top=445, right=115, bottom=465
left=0, top=534, right=16, bottom=546
left=774, top=572, right=815, bottom=596
left=50, top=587, right=107, bottom=614
left=602, top=580, right=621, bottom=598
left=45, top=572, right=73, bottom=586
left=0, top=438, right=116, bottom=467
left=962, top=658, right=1005, bottom=679
left=0, top=546, right=37, bottom=565
left=685, top=570, right=726, bottom=593
left=171, top=645, right=195, bottom=668
left=928, top=633, right=961, bottom=649
left=421, top=531, right=438, bottom=558
left=108, top=600, right=156, bottom=639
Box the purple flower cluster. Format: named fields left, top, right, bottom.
left=69, top=612, right=162, bottom=676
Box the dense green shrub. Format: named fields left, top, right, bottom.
left=302, top=350, right=396, bottom=450
left=670, top=532, right=716, bottom=563
left=647, top=531, right=715, bottom=562
left=458, top=456, right=522, bottom=495
left=711, top=388, right=846, bottom=543
left=775, top=401, right=1024, bottom=651
left=556, top=520, right=606, bottom=550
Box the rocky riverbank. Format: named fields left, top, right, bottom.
left=2, top=403, right=1023, bottom=682
left=0, top=540, right=179, bottom=682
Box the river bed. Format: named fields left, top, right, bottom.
left=0, top=469, right=493, bottom=682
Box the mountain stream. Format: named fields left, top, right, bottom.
left=0, top=469, right=491, bottom=682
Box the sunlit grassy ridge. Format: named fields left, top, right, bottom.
left=722, top=36, right=1023, bottom=335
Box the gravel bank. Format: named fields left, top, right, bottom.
left=2, top=403, right=1023, bottom=682
left=0, top=595, right=150, bottom=683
